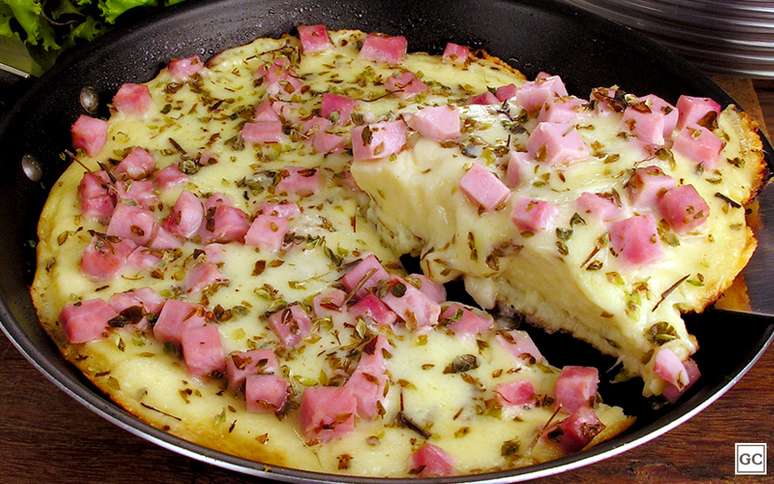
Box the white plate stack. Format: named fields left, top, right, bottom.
left=565, top=0, right=774, bottom=78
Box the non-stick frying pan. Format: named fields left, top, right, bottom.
left=0, top=0, right=771, bottom=481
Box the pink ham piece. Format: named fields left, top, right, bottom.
left=468, top=91, right=499, bottom=105
left=443, top=303, right=493, bottom=337
left=154, top=164, right=188, bottom=190
left=199, top=195, right=250, bottom=244
left=245, top=375, right=290, bottom=412
left=267, top=305, right=312, bottom=348
left=538, top=96, right=585, bottom=124
left=117, top=180, right=158, bottom=210
left=181, top=325, right=225, bottom=377
left=385, top=71, right=427, bottom=99
left=168, top=55, right=204, bottom=80
left=244, top=213, right=289, bottom=252
left=495, top=84, right=518, bottom=102
left=359, top=33, right=407, bottom=64
left=311, top=132, right=346, bottom=154
left=149, top=226, right=183, bottom=250
left=255, top=58, right=304, bottom=96
left=653, top=347, right=689, bottom=388
left=184, top=262, right=228, bottom=293
left=80, top=235, right=135, bottom=280
left=153, top=300, right=207, bottom=345
left=351, top=120, right=407, bottom=161
left=442, top=42, right=469, bottom=63
left=302, top=116, right=333, bottom=134
left=71, top=115, right=108, bottom=156
left=313, top=288, right=347, bottom=319
left=621, top=94, right=678, bottom=146
left=164, top=191, right=204, bottom=239
left=298, top=24, right=332, bottom=53
left=241, top=121, right=283, bottom=144
left=609, top=214, right=662, bottom=266
left=260, top=201, right=300, bottom=218
left=555, top=366, right=599, bottom=413
left=381, top=279, right=441, bottom=329
left=126, top=246, right=162, bottom=270
left=663, top=358, right=701, bottom=403
left=79, top=170, right=115, bottom=220
left=340, top=254, right=391, bottom=296
left=658, top=185, right=710, bottom=233
left=412, top=274, right=446, bottom=303
left=349, top=294, right=397, bottom=327
left=411, top=443, right=455, bottom=477
left=203, top=243, right=225, bottom=263
left=59, top=299, right=118, bottom=344
left=527, top=122, right=589, bottom=165
left=299, top=386, right=357, bottom=443
left=254, top=99, right=281, bottom=122
left=276, top=167, right=321, bottom=197
left=109, top=287, right=165, bottom=316
left=672, top=125, right=724, bottom=169
left=459, top=163, right=510, bottom=212
left=511, top=197, right=557, bottom=233
left=546, top=407, right=605, bottom=453
left=516, top=75, right=568, bottom=113
left=113, top=83, right=152, bottom=116
left=496, top=330, right=544, bottom=363
left=115, top=147, right=155, bottom=180
left=407, top=106, right=460, bottom=142
left=505, top=151, right=531, bottom=188
left=106, top=204, right=157, bottom=246
left=576, top=192, right=623, bottom=222
left=676, top=95, right=721, bottom=130
left=345, top=335, right=391, bottom=419
left=496, top=380, right=536, bottom=407
left=226, top=349, right=279, bottom=390
left=321, top=93, right=357, bottom=124
left=626, top=166, right=676, bottom=207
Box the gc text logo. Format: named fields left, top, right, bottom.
left=735, top=443, right=767, bottom=475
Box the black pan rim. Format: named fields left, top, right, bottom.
left=0, top=0, right=772, bottom=481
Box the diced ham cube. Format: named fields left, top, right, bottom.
left=359, top=33, right=407, bottom=64
left=381, top=279, right=441, bottom=330
left=511, top=197, right=557, bottom=233
left=78, top=170, right=115, bottom=220
left=226, top=349, right=279, bottom=390
left=153, top=299, right=206, bottom=345
left=626, top=166, right=676, bottom=207
left=658, top=185, right=710, bottom=233
left=411, top=443, right=454, bottom=477
left=468, top=91, right=499, bottom=105
left=149, top=226, right=183, bottom=250
left=385, top=71, right=427, bottom=99
left=255, top=59, right=305, bottom=96
left=505, top=151, right=530, bottom=188
left=443, top=303, right=493, bottom=337
left=260, top=201, right=300, bottom=218
left=184, top=262, right=228, bottom=294
left=244, top=213, right=288, bottom=252
left=298, top=24, right=332, bottom=53
left=154, top=164, right=188, bottom=190
left=622, top=94, right=678, bottom=146
left=181, top=325, right=225, bottom=377
left=345, top=335, right=390, bottom=419
left=545, top=407, right=605, bottom=453
left=349, top=294, right=398, bottom=327
left=71, top=115, right=108, bottom=156
left=245, top=374, right=290, bottom=412
left=241, top=121, right=283, bottom=144
left=676, top=95, right=721, bottom=130
left=168, top=55, right=204, bottom=80
left=321, top=93, right=357, bottom=124
left=527, top=122, right=589, bottom=165
left=576, top=192, right=623, bottom=222
left=496, top=330, right=544, bottom=363
left=114, top=147, right=155, bottom=180
left=203, top=243, right=225, bottom=263
left=609, top=214, right=662, bottom=266
left=672, top=125, right=724, bottom=169
left=407, top=105, right=460, bottom=142
left=126, top=246, right=162, bottom=270
left=351, top=120, right=407, bottom=161
left=302, top=115, right=333, bottom=134
left=299, top=386, right=357, bottom=443
left=267, top=304, right=312, bottom=348
left=59, top=299, right=118, bottom=344
left=495, top=84, right=518, bottom=102
left=538, top=96, right=585, bottom=124
left=311, top=132, right=346, bottom=154
left=199, top=196, right=250, bottom=244
left=117, top=180, right=158, bottom=210
left=459, top=163, right=510, bottom=212
left=340, top=254, right=391, bottom=297
left=80, top=235, right=135, bottom=280
left=555, top=366, right=599, bottom=413
left=653, top=347, right=689, bottom=388
left=312, top=288, right=347, bottom=319
left=113, top=83, right=152, bottom=116
left=108, top=287, right=165, bottom=315
left=276, top=167, right=322, bottom=197
left=442, top=42, right=469, bottom=63
left=663, top=358, right=701, bottom=403
left=516, top=75, right=568, bottom=113
left=496, top=380, right=536, bottom=407
left=164, top=191, right=203, bottom=239
left=106, top=204, right=157, bottom=246
left=254, top=98, right=281, bottom=122
left=411, top=274, right=446, bottom=303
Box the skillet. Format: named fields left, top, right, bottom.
left=0, top=0, right=772, bottom=481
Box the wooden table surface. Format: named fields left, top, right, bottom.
left=1, top=80, right=772, bottom=484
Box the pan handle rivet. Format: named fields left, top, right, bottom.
left=22, top=154, right=42, bottom=182
left=80, top=86, right=99, bottom=114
